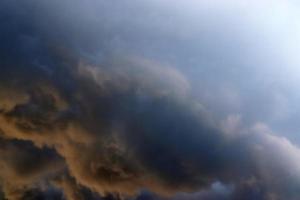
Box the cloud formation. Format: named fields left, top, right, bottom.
left=1, top=0, right=300, bottom=200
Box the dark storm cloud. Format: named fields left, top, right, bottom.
left=1, top=0, right=300, bottom=200
left=1, top=55, right=299, bottom=200
left=0, top=138, right=65, bottom=200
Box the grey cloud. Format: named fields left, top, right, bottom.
left=1, top=0, right=300, bottom=200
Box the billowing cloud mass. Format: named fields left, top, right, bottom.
left=1, top=0, right=300, bottom=200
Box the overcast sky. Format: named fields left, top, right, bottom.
left=1, top=1, right=300, bottom=200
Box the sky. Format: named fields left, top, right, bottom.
left=1, top=0, right=300, bottom=199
